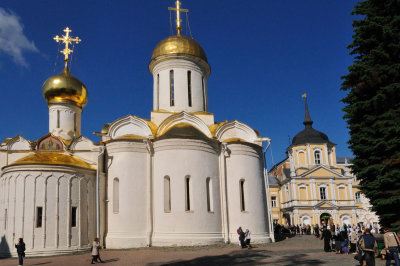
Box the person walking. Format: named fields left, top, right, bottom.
left=359, top=228, right=378, bottom=266
left=383, top=227, right=400, bottom=266
left=320, top=227, right=332, bottom=252
left=91, top=237, right=104, bottom=264
left=15, top=238, right=25, bottom=266
left=350, top=228, right=358, bottom=254
left=237, top=227, right=247, bottom=248
left=245, top=229, right=252, bottom=249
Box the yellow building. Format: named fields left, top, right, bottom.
left=268, top=97, right=379, bottom=228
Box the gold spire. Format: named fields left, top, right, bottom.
left=302, top=93, right=307, bottom=99
left=168, top=0, right=188, bottom=36
left=53, top=27, right=81, bottom=68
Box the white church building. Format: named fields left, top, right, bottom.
left=0, top=1, right=272, bottom=257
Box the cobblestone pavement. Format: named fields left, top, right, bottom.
left=0, top=235, right=388, bottom=265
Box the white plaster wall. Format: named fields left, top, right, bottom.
left=49, top=104, right=82, bottom=140
left=152, top=59, right=208, bottom=113
left=225, top=144, right=271, bottom=243
left=152, top=138, right=223, bottom=246
left=105, top=141, right=148, bottom=248
left=0, top=167, right=95, bottom=257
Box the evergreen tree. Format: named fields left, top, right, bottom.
left=341, top=0, right=400, bottom=231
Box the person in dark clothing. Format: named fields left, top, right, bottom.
left=237, top=227, right=247, bottom=248
left=359, top=228, right=378, bottom=266
left=15, top=238, right=25, bottom=266
left=320, top=227, right=332, bottom=252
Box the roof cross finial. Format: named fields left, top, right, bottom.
left=302, top=93, right=313, bottom=127
left=168, top=1, right=189, bottom=36
left=53, top=27, right=81, bottom=68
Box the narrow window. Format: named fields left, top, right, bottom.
left=240, top=180, right=245, bottom=211
left=187, top=71, right=192, bottom=107
left=271, top=196, right=277, bottom=207
left=164, top=176, right=171, bottom=212
left=57, top=110, right=60, bottom=128
left=170, top=70, right=174, bottom=106
left=206, top=177, right=213, bottom=212
left=320, top=187, right=326, bottom=200
left=185, top=175, right=191, bottom=211
left=36, top=207, right=43, bottom=228
left=74, top=113, right=77, bottom=132
left=157, top=74, right=160, bottom=110
left=71, top=207, right=77, bottom=227
left=314, top=150, right=321, bottom=164
left=113, top=178, right=119, bottom=213
left=202, top=77, right=206, bottom=110
left=4, top=209, right=7, bottom=229
left=355, top=192, right=361, bottom=203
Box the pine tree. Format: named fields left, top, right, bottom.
left=341, top=0, right=400, bottom=232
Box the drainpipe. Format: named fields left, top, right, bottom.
left=96, top=146, right=105, bottom=240
left=262, top=138, right=275, bottom=242
left=143, top=139, right=153, bottom=246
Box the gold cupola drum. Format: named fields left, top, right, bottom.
left=42, top=27, right=88, bottom=108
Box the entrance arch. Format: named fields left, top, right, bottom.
left=320, top=213, right=331, bottom=226
left=283, top=213, right=291, bottom=225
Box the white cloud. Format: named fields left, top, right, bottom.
left=0, top=8, right=38, bottom=67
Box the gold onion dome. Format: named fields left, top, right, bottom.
left=151, top=35, right=208, bottom=63
left=42, top=66, right=88, bottom=108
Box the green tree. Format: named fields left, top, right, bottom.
left=341, top=0, right=400, bottom=232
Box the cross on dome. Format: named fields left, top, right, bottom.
left=53, top=27, right=81, bottom=67
left=168, top=0, right=189, bottom=36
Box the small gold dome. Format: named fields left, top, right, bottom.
left=151, top=35, right=208, bottom=63
left=42, top=67, right=88, bottom=107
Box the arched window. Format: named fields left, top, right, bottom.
left=113, top=178, right=119, bottom=213
left=206, top=177, right=213, bottom=212
left=298, top=150, right=306, bottom=165
left=187, top=71, right=192, bottom=107
left=170, top=70, right=175, bottom=106
left=57, top=110, right=60, bottom=128
left=355, top=192, right=361, bottom=203
left=185, top=175, right=191, bottom=211
left=314, top=150, right=321, bottom=164
left=240, top=179, right=246, bottom=211
left=319, top=186, right=327, bottom=200
left=164, top=176, right=171, bottom=212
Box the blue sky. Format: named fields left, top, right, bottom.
left=0, top=0, right=358, bottom=167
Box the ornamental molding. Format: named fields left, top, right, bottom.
left=108, top=115, right=153, bottom=139
left=156, top=111, right=212, bottom=138
left=299, top=164, right=344, bottom=178
left=215, top=120, right=258, bottom=144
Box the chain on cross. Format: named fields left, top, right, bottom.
left=53, top=27, right=81, bottom=67
left=168, top=1, right=188, bottom=36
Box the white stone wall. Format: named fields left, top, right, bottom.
left=0, top=166, right=95, bottom=257
left=224, top=143, right=271, bottom=243
left=152, top=59, right=208, bottom=113
left=49, top=103, right=82, bottom=140
left=105, top=141, right=148, bottom=248
left=151, top=138, right=223, bottom=245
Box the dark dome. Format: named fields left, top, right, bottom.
left=292, top=126, right=333, bottom=145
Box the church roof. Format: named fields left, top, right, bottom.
left=157, top=122, right=209, bottom=140
left=6, top=151, right=95, bottom=170
left=291, top=97, right=335, bottom=146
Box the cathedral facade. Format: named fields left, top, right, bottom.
left=268, top=98, right=380, bottom=229
left=0, top=2, right=272, bottom=257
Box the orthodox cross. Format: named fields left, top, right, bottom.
left=168, top=1, right=188, bottom=36
left=53, top=27, right=81, bottom=67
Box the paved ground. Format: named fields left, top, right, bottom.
left=0, top=235, right=389, bottom=265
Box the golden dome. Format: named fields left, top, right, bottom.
left=42, top=67, right=88, bottom=107
left=151, top=35, right=208, bottom=63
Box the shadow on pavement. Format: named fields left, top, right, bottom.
left=147, top=250, right=271, bottom=266
left=102, top=258, right=120, bottom=263
left=30, top=263, right=52, bottom=265
left=271, top=254, right=326, bottom=265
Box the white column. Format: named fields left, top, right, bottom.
left=32, top=177, right=37, bottom=249
left=291, top=179, right=297, bottom=205
left=67, top=179, right=71, bottom=247
left=43, top=178, right=47, bottom=248
left=144, top=140, right=154, bottom=246
left=324, top=144, right=329, bottom=165
left=329, top=179, right=336, bottom=203
left=348, top=180, right=354, bottom=205
left=289, top=151, right=296, bottom=177
left=55, top=177, right=60, bottom=248
left=21, top=176, right=26, bottom=239
left=310, top=179, right=317, bottom=204
left=219, top=144, right=230, bottom=243
left=12, top=177, right=16, bottom=248
left=307, top=144, right=311, bottom=166
left=78, top=178, right=82, bottom=247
